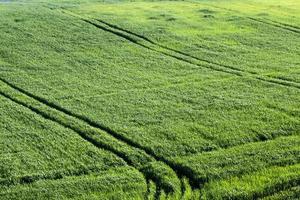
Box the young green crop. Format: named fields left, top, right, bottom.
left=201, top=164, right=300, bottom=199
left=0, top=0, right=299, bottom=199
left=0, top=95, right=146, bottom=198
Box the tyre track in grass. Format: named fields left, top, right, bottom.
left=1, top=76, right=298, bottom=199
left=84, top=19, right=242, bottom=76
left=0, top=87, right=138, bottom=167
left=0, top=81, right=164, bottom=199
left=57, top=76, right=235, bottom=101
left=0, top=78, right=185, bottom=199
left=245, top=174, right=300, bottom=199
left=61, top=10, right=243, bottom=76
left=3, top=8, right=298, bottom=198
left=62, top=10, right=300, bottom=90
left=6, top=69, right=297, bottom=198
left=2, top=71, right=298, bottom=198
left=89, top=18, right=300, bottom=91
left=0, top=89, right=150, bottom=190
left=95, top=19, right=253, bottom=75
left=0, top=166, right=148, bottom=199
left=266, top=19, right=300, bottom=31
left=145, top=180, right=156, bottom=200
left=247, top=17, right=300, bottom=34
left=207, top=4, right=300, bottom=35
left=264, top=102, right=300, bottom=120
left=261, top=186, right=300, bottom=200
left=0, top=164, right=116, bottom=187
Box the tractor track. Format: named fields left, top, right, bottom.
left=2, top=7, right=299, bottom=199
left=0, top=78, right=188, bottom=199
left=0, top=165, right=109, bottom=187
left=95, top=19, right=255, bottom=75
left=95, top=16, right=300, bottom=87
left=207, top=4, right=300, bottom=35
left=1, top=63, right=298, bottom=199
left=247, top=17, right=300, bottom=34
left=65, top=11, right=300, bottom=91
left=0, top=81, right=157, bottom=198
left=265, top=18, right=300, bottom=31
left=0, top=88, right=155, bottom=195
left=81, top=18, right=242, bottom=77
left=1, top=72, right=298, bottom=199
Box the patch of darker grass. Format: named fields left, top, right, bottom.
left=198, top=9, right=216, bottom=14
left=203, top=14, right=214, bottom=19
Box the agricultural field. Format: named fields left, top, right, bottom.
left=0, top=0, right=299, bottom=199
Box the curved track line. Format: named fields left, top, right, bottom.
left=266, top=18, right=300, bottom=30
left=1, top=77, right=298, bottom=198
left=0, top=83, right=155, bottom=197
left=0, top=165, right=108, bottom=187
left=0, top=78, right=184, bottom=197
left=3, top=8, right=299, bottom=196
left=0, top=90, right=136, bottom=167
left=248, top=17, right=300, bottom=34
left=93, top=13, right=300, bottom=88
left=94, top=19, right=255, bottom=74
left=71, top=12, right=300, bottom=90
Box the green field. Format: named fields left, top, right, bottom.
left=0, top=0, right=299, bottom=199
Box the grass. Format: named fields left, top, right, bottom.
left=201, top=164, right=300, bottom=199
left=0, top=94, right=146, bottom=198
left=0, top=0, right=299, bottom=199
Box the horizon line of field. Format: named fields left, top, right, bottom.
left=60, top=10, right=300, bottom=91
left=0, top=74, right=299, bottom=196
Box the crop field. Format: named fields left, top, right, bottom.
left=0, top=0, right=299, bottom=199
